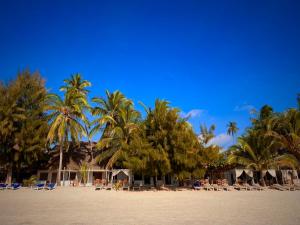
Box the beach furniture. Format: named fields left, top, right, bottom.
left=221, top=179, right=233, bottom=191
left=104, top=183, right=112, bottom=190
left=132, top=181, right=142, bottom=191
left=200, top=180, right=213, bottom=191
left=213, top=180, right=223, bottom=191
left=95, top=183, right=104, bottom=190
left=0, top=183, right=8, bottom=190
left=233, top=183, right=247, bottom=191
left=252, top=183, right=266, bottom=191
left=34, top=183, right=45, bottom=190
left=122, top=182, right=130, bottom=191
left=270, top=184, right=289, bottom=191
left=244, top=183, right=254, bottom=191
left=193, top=180, right=201, bottom=190
left=45, top=183, right=56, bottom=190
left=282, top=184, right=296, bottom=191
left=10, top=183, right=21, bottom=190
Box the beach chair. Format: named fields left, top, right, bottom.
left=233, top=183, right=247, bottom=191
left=34, top=183, right=45, bottom=190
left=132, top=181, right=142, bottom=191
left=252, top=183, right=266, bottom=191
left=282, top=184, right=296, bottom=191
left=244, top=183, right=253, bottom=191
left=104, top=183, right=112, bottom=190
left=11, top=183, right=21, bottom=190
left=122, top=182, right=130, bottom=191
left=45, top=183, right=56, bottom=190
left=193, top=180, right=201, bottom=190
left=213, top=180, right=223, bottom=191
left=95, top=183, right=104, bottom=190
left=270, top=184, right=289, bottom=191
left=0, top=183, right=8, bottom=190
left=202, top=181, right=214, bottom=191
left=221, top=179, right=233, bottom=191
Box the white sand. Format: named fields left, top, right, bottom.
left=1, top=187, right=300, bottom=225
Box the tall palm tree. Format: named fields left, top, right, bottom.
left=60, top=73, right=91, bottom=96
left=268, top=108, right=300, bottom=160
left=227, top=121, right=239, bottom=144
left=92, top=90, right=140, bottom=169
left=199, top=124, right=216, bottom=145
left=228, top=134, right=298, bottom=186
left=45, top=93, right=86, bottom=185
left=91, top=90, right=129, bottom=136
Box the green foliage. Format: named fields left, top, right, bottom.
left=0, top=70, right=48, bottom=176
left=92, top=90, right=140, bottom=169
left=45, top=73, right=90, bottom=184
left=23, top=175, right=38, bottom=187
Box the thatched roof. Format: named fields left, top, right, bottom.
left=42, top=142, right=102, bottom=170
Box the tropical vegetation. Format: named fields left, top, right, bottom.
left=0, top=70, right=299, bottom=186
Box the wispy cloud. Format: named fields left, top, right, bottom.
left=180, top=109, right=205, bottom=119
left=234, top=103, right=257, bottom=114
left=208, top=133, right=232, bottom=148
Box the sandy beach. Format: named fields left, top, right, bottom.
left=0, top=188, right=300, bottom=225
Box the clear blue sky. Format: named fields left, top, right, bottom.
left=1, top=0, right=299, bottom=147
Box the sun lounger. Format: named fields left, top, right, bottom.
left=193, top=181, right=201, bottom=190
left=132, top=182, right=142, bottom=191
left=252, top=183, right=267, bottom=191
left=10, top=183, right=21, bottom=190
left=282, top=184, right=296, bottom=191
left=45, top=183, right=56, bottom=190
left=203, top=183, right=214, bottom=191
left=271, top=184, right=289, bottom=191
left=122, top=183, right=130, bottom=191
left=95, top=183, right=104, bottom=190
left=213, top=184, right=222, bottom=191
left=0, top=183, right=8, bottom=190
left=104, top=183, right=112, bottom=190
left=34, top=183, right=45, bottom=190
left=233, top=183, right=247, bottom=191
left=244, top=183, right=254, bottom=191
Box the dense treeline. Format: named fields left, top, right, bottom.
left=0, top=71, right=299, bottom=185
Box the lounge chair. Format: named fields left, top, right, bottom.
left=10, top=183, right=21, bottom=190
left=34, top=183, right=45, bottom=190
left=282, top=184, right=296, bottom=191
left=252, top=183, right=267, bottom=191
left=95, top=183, right=104, bottom=190
left=203, top=183, right=214, bottom=191
left=233, top=183, right=247, bottom=191
left=122, top=182, right=130, bottom=191
left=45, top=183, right=56, bottom=190
left=193, top=180, right=201, bottom=190
left=270, top=184, right=289, bottom=191
left=244, top=183, right=254, bottom=191
left=220, top=179, right=233, bottom=191
left=104, top=183, right=112, bottom=190
left=0, top=183, right=8, bottom=190
left=132, top=181, right=142, bottom=191
left=212, top=184, right=222, bottom=191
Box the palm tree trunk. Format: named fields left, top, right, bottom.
left=260, top=170, right=266, bottom=186
left=57, top=144, right=63, bottom=186
left=6, top=165, right=12, bottom=185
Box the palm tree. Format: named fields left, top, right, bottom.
left=268, top=108, right=300, bottom=160
left=91, top=90, right=129, bottom=136
left=45, top=93, right=86, bottom=185
left=199, top=124, right=216, bottom=145
left=227, top=121, right=239, bottom=144
left=60, top=73, right=91, bottom=96
left=228, top=134, right=298, bottom=186
left=92, top=90, right=140, bottom=169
